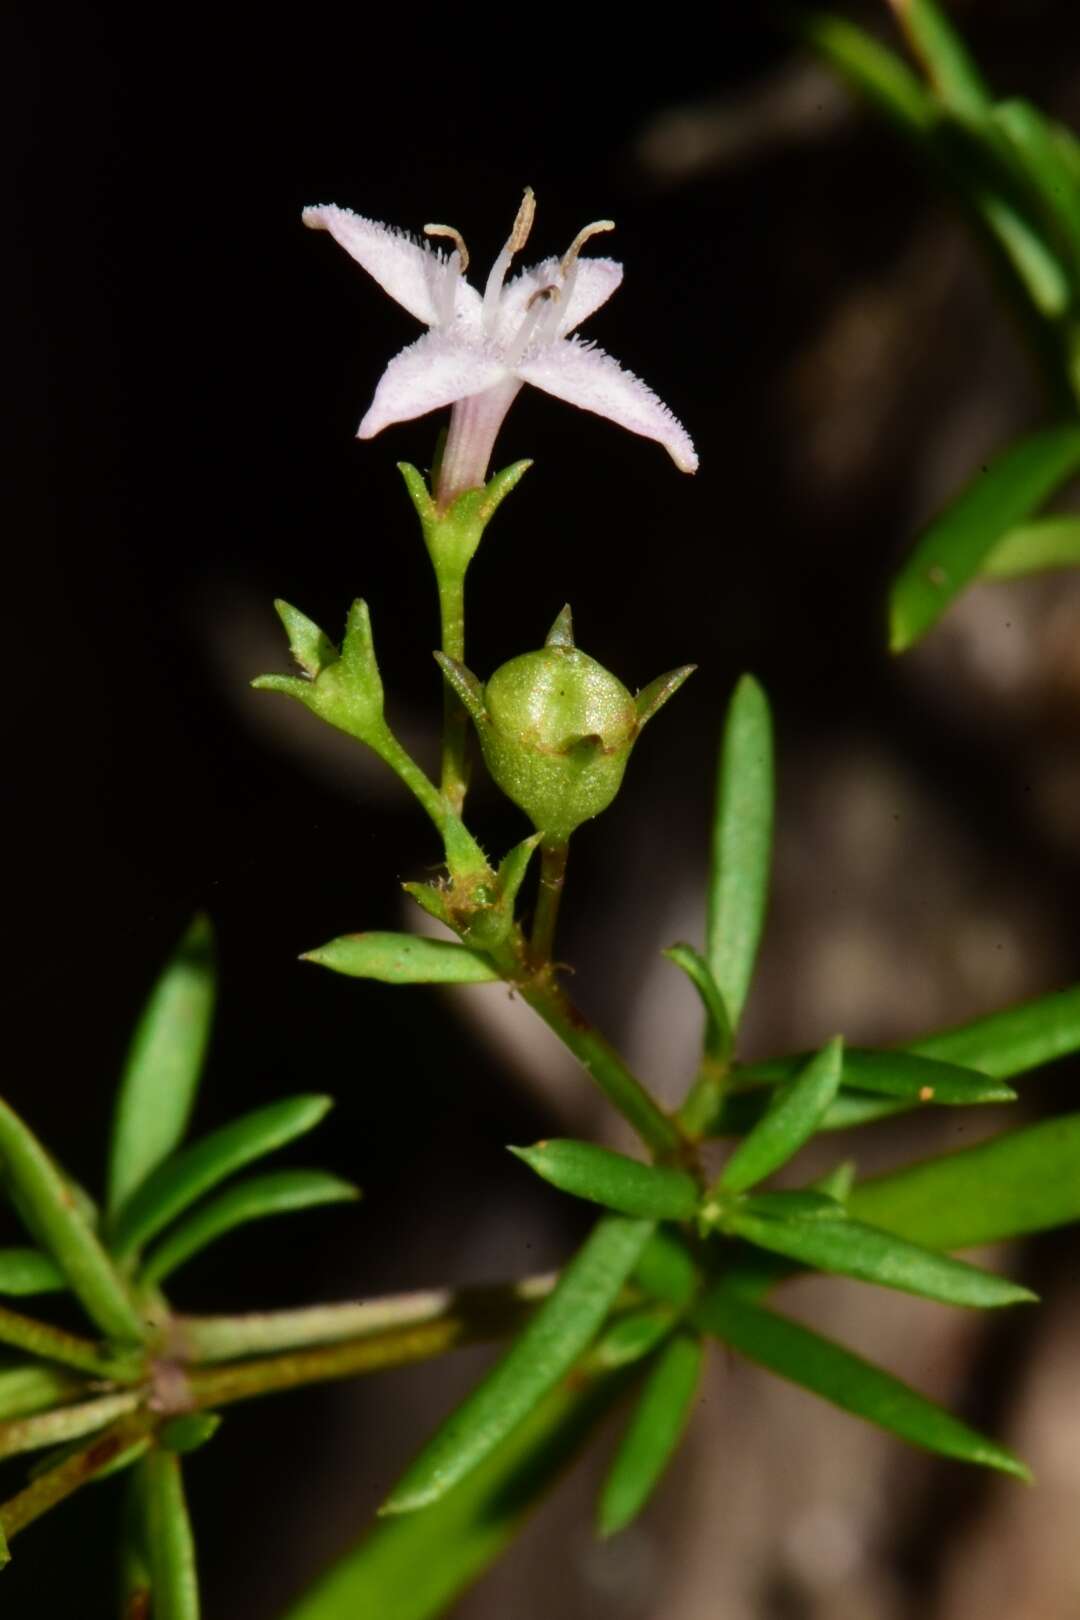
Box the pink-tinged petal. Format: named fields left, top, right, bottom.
left=303, top=204, right=445, bottom=327
left=556, top=257, right=623, bottom=336
left=516, top=338, right=698, bottom=472
left=496, top=256, right=624, bottom=345
left=358, top=332, right=510, bottom=439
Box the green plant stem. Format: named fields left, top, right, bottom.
left=0, top=1415, right=152, bottom=1538
left=677, top=1056, right=731, bottom=1141
left=515, top=973, right=683, bottom=1159
left=0, top=1303, right=142, bottom=1382
left=172, top=1275, right=557, bottom=1364
left=372, top=724, right=450, bottom=834
left=530, top=841, right=569, bottom=966
left=436, top=561, right=470, bottom=815
left=0, top=1391, right=141, bottom=1461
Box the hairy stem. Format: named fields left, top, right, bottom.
left=0, top=1303, right=142, bottom=1382
left=436, top=562, right=469, bottom=815
left=530, top=841, right=568, bottom=967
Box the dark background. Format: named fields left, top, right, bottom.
left=9, top=3, right=1080, bottom=1615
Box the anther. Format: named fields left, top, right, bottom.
left=526, top=284, right=560, bottom=309
left=560, top=219, right=615, bottom=277
left=506, top=187, right=536, bottom=255
left=423, top=223, right=470, bottom=274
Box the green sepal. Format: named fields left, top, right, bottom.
left=400, top=459, right=532, bottom=578
left=597, top=1333, right=704, bottom=1537
left=634, top=665, right=696, bottom=729
left=402, top=882, right=453, bottom=929
left=433, top=654, right=487, bottom=729
left=159, top=1413, right=221, bottom=1455
left=545, top=604, right=574, bottom=648
left=272, top=599, right=340, bottom=679
left=254, top=598, right=386, bottom=747
left=107, top=1095, right=333, bottom=1264
left=812, top=1159, right=856, bottom=1204
left=509, top=1140, right=699, bottom=1222
left=456, top=832, right=542, bottom=953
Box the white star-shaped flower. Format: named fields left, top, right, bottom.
left=303, top=189, right=697, bottom=504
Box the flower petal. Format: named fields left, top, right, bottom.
left=517, top=338, right=698, bottom=472
left=497, top=257, right=623, bottom=346
left=358, top=331, right=510, bottom=440
left=303, top=204, right=446, bottom=327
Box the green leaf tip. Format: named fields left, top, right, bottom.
left=272, top=599, right=339, bottom=679
left=545, top=605, right=575, bottom=648
left=254, top=598, right=388, bottom=749
left=302, top=932, right=499, bottom=985
left=510, top=1140, right=699, bottom=1222
left=635, top=666, right=696, bottom=729
left=434, top=653, right=488, bottom=728
left=160, top=1413, right=222, bottom=1454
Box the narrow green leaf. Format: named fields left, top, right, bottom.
left=0, top=1250, right=65, bottom=1297
left=273, top=599, right=339, bottom=679
left=981, top=516, right=1080, bottom=578
left=704, top=1085, right=910, bottom=1137
left=120, top=1466, right=152, bottom=1617
left=107, top=915, right=216, bottom=1218
left=0, top=1361, right=83, bottom=1422
left=705, top=676, right=775, bottom=1034
left=302, top=932, right=498, bottom=985
left=908, top=984, right=1080, bottom=1078
left=281, top=1364, right=628, bottom=1620
left=108, top=1095, right=332, bottom=1264
left=0, top=1391, right=141, bottom=1461
left=142, top=1452, right=200, bottom=1620
left=509, top=1141, right=698, bottom=1222
left=992, top=100, right=1080, bottom=278
left=889, top=422, right=1080, bottom=651
left=0, top=1099, right=145, bottom=1343
left=812, top=1160, right=856, bottom=1203
left=729, top=1206, right=1034, bottom=1309
left=0, top=1303, right=138, bottom=1379
left=598, top=1334, right=704, bottom=1537
left=139, top=1169, right=358, bottom=1285
left=696, top=1283, right=1028, bottom=1479
left=797, top=11, right=937, bottom=139
left=663, top=943, right=732, bottom=1062
left=849, top=1113, right=1080, bottom=1248
left=0, top=1518, right=8, bottom=1569
left=740, top=1047, right=1014, bottom=1105
left=741, top=1190, right=842, bottom=1222
left=632, top=1229, right=700, bottom=1309
left=890, top=0, right=992, bottom=117
left=718, top=1037, right=843, bottom=1195
left=382, top=1215, right=653, bottom=1513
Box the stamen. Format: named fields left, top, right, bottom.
left=506, top=187, right=536, bottom=256
left=423, top=223, right=470, bottom=274
left=484, top=187, right=538, bottom=334
left=559, top=218, right=614, bottom=277
left=526, top=284, right=559, bottom=309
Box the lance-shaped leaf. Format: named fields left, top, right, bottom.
left=584, top=1307, right=674, bottom=1372
left=107, top=1095, right=332, bottom=1264
left=728, top=1202, right=1035, bottom=1309
left=107, top=915, right=216, bottom=1218
left=142, top=1451, right=200, bottom=1620
left=597, top=1333, right=704, bottom=1537
left=0, top=1250, right=65, bottom=1298
left=992, top=100, right=1080, bottom=280
left=381, top=1215, right=653, bottom=1514
left=739, top=1047, right=1014, bottom=1106
left=0, top=1099, right=145, bottom=1343
left=705, top=1085, right=910, bottom=1137
left=889, top=422, right=1080, bottom=652
left=695, top=1282, right=1028, bottom=1479
left=634, top=666, right=696, bottom=729
left=139, top=1169, right=358, bottom=1286
left=705, top=675, right=774, bottom=1038
left=889, top=0, right=992, bottom=118
left=302, top=932, right=498, bottom=986
left=849, top=1112, right=1080, bottom=1249
left=509, top=1141, right=699, bottom=1221
left=717, top=1037, right=843, bottom=1195
left=981, top=516, right=1080, bottom=579
left=664, top=943, right=732, bottom=1064
left=907, top=983, right=1080, bottom=1079
left=281, top=1363, right=629, bottom=1620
